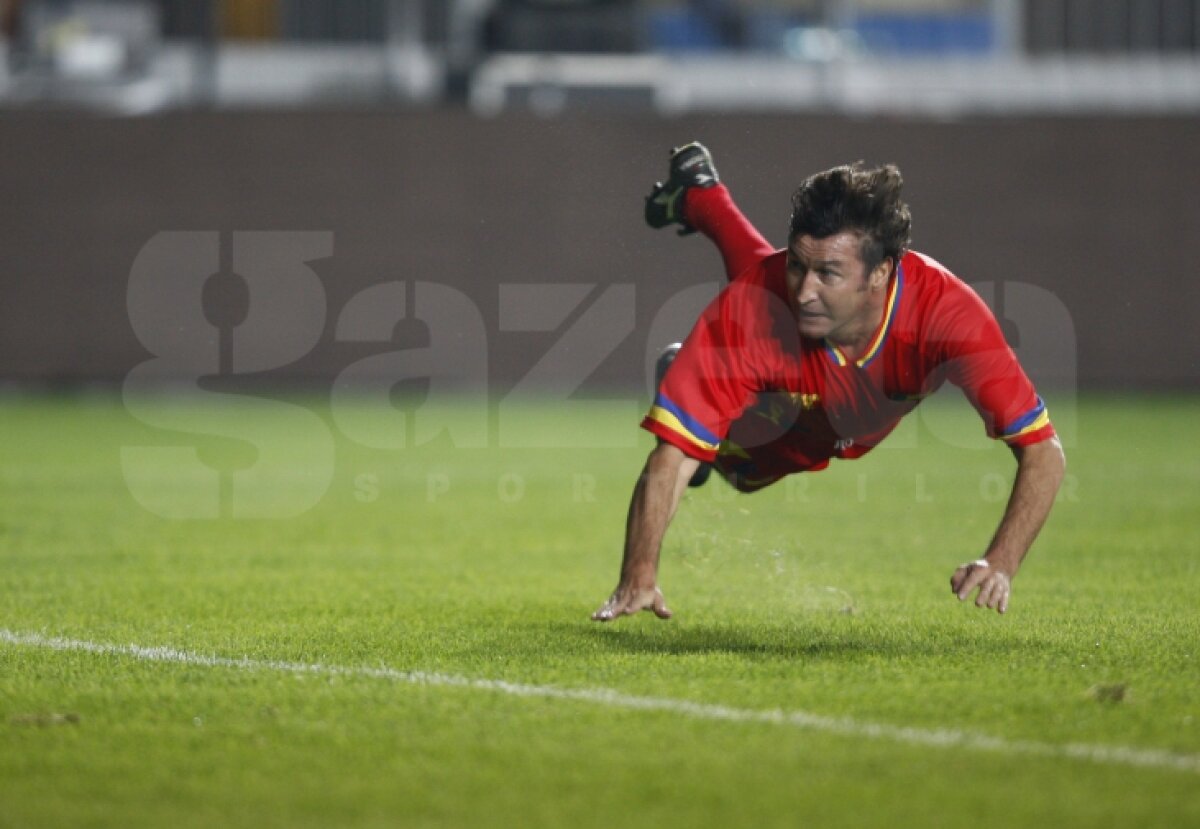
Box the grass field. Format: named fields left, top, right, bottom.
left=2, top=391, right=1199, bottom=828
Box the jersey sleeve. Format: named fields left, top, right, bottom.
left=928, top=279, right=1056, bottom=448
left=641, top=283, right=763, bottom=462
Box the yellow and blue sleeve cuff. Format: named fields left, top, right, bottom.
left=644, top=392, right=722, bottom=455
left=998, top=397, right=1052, bottom=442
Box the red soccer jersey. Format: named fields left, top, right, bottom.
left=641, top=185, right=1055, bottom=490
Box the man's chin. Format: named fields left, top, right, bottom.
left=797, top=317, right=830, bottom=339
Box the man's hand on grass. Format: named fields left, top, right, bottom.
left=591, top=584, right=672, bottom=622
left=951, top=559, right=1013, bottom=614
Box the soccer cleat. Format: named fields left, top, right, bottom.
left=654, top=343, right=713, bottom=488
left=644, top=142, right=720, bottom=236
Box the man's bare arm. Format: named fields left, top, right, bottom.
left=952, top=436, right=1066, bottom=613
left=591, top=442, right=701, bottom=621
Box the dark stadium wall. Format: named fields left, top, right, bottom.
left=2, top=110, right=1197, bottom=393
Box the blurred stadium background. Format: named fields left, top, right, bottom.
left=0, top=0, right=1198, bottom=397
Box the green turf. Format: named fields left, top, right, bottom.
left=2, top=391, right=1199, bottom=828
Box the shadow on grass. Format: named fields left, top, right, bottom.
left=566, top=619, right=1045, bottom=661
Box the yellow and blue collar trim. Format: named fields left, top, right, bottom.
left=824, top=265, right=904, bottom=369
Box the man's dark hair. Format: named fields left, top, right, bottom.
left=789, top=162, right=912, bottom=274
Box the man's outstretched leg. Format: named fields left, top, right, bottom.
left=655, top=343, right=713, bottom=488
left=644, top=141, right=775, bottom=282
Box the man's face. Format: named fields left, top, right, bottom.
left=785, top=231, right=890, bottom=342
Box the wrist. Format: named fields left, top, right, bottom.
left=982, top=552, right=1018, bottom=576
left=619, top=564, right=657, bottom=587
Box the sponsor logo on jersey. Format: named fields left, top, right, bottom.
left=788, top=392, right=821, bottom=410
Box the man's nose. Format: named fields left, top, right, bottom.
left=797, top=271, right=821, bottom=305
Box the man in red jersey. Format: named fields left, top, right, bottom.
left=592, top=143, right=1065, bottom=621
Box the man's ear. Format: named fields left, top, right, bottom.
left=869, top=257, right=893, bottom=290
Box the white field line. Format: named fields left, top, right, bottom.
left=3, top=628, right=1198, bottom=775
